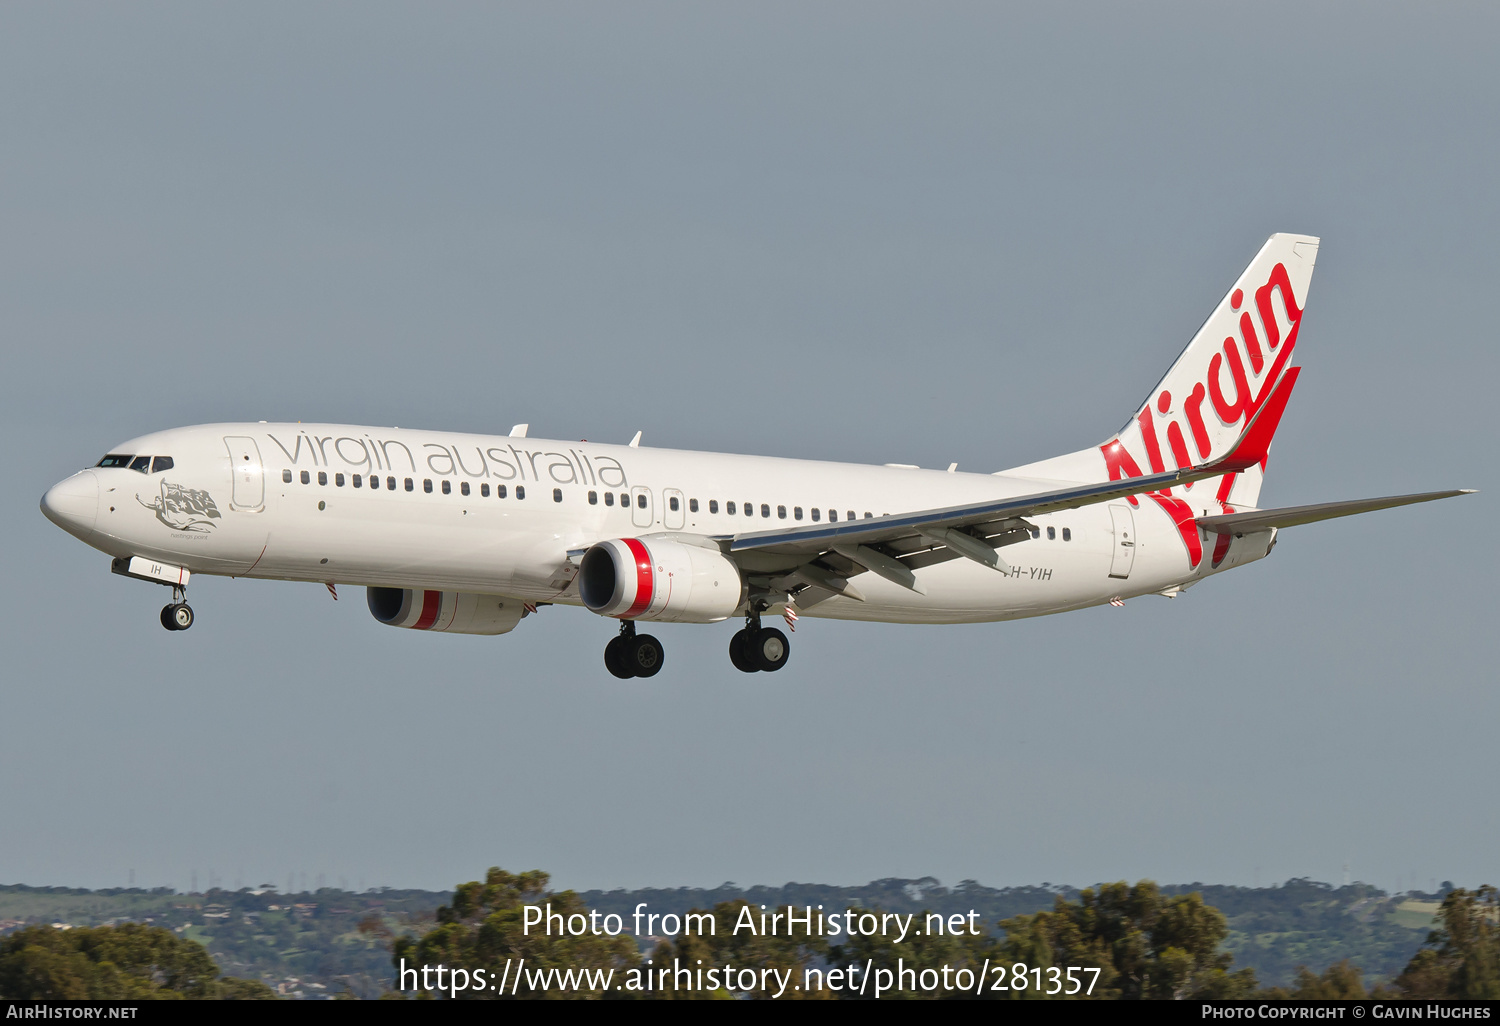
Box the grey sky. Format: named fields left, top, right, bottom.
left=2, top=3, right=1494, bottom=896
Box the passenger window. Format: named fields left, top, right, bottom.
left=497, top=484, right=507, bottom=498
left=1030, top=527, right=1040, bottom=539
left=423, top=479, right=433, bottom=493
left=96, top=454, right=134, bottom=468
left=794, top=507, right=802, bottom=520
left=709, top=500, right=719, bottom=514
left=460, top=481, right=469, bottom=496
left=761, top=504, right=771, bottom=518
left=152, top=456, right=174, bottom=473
left=405, top=478, right=414, bottom=492
left=619, top=493, right=628, bottom=507
left=1047, top=526, right=1055, bottom=540
left=370, top=475, right=380, bottom=490
left=847, top=511, right=856, bottom=522
left=604, top=492, right=614, bottom=506
left=689, top=498, right=698, bottom=513
left=301, top=470, right=310, bottom=485
left=318, top=472, right=328, bottom=486
left=353, top=474, right=362, bottom=488
left=864, top=512, right=872, bottom=519
left=282, top=469, right=293, bottom=483
left=777, top=505, right=787, bottom=519
left=335, top=473, right=345, bottom=487
left=726, top=501, right=735, bottom=515
left=481, top=483, right=490, bottom=497
left=130, top=456, right=152, bottom=473
left=441, top=480, right=451, bottom=494
left=387, top=476, right=396, bottom=490
left=637, top=494, right=646, bottom=509
left=588, top=490, right=598, bottom=505
left=669, top=496, right=679, bottom=512
left=1062, top=527, right=1072, bottom=541
left=516, top=485, right=526, bottom=500
left=553, top=488, right=563, bottom=502
left=746, top=503, right=754, bottom=517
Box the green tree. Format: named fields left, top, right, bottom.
left=393, top=868, right=638, bottom=1000
left=650, top=900, right=829, bottom=1000
left=0, top=923, right=275, bottom=999
left=1258, top=959, right=1368, bottom=999
left=827, top=907, right=995, bottom=1000
left=1395, top=886, right=1500, bottom=998
left=996, top=881, right=1256, bottom=999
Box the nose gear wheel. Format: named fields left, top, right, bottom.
left=160, top=602, right=194, bottom=631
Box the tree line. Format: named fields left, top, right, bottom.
left=393, top=868, right=1499, bottom=1000
left=2, top=872, right=1493, bottom=999
left=0, top=922, right=275, bottom=999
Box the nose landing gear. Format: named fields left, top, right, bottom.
left=160, top=587, right=194, bottom=631
left=729, top=608, right=790, bottom=673
left=604, top=620, right=664, bottom=679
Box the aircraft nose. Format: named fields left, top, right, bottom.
left=41, top=470, right=100, bottom=538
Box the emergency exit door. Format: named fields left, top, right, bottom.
left=631, top=486, right=654, bottom=529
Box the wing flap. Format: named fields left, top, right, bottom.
left=730, top=462, right=1218, bottom=556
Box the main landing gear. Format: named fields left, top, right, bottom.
left=604, top=620, right=664, bottom=679
left=729, top=609, right=789, bottom=673
left=160, top=586, right=194, bottom=631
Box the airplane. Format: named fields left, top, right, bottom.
left=40, top=233, right=1471, bottom=678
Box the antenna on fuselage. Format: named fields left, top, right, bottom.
left=628, top=431, right=642, bottom=447
left=509, top=424, right=529, bottom=437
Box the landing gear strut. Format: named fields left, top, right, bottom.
left=160, top=587, right=194, bottom=631
left=729, top=607, right=790, bottom=673
left=604, top=620, right=664, bottom=679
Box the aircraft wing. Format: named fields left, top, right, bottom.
left=1194, top=489, right=1474, bottom=535
left=731, top=461, right=1231, bottom=559
left=720, top=366, right=1301, bottom=598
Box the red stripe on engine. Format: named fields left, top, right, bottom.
left=620, top=538, right=654, bottom=619
left=413, top=590, right=442, bottom=630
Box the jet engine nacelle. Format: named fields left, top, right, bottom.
left=367, top=587, right=525, bottom=635
left=578, top=537, right=744, bottom=623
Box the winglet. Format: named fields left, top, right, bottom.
left=1215, top=367, right=1300, bottom=473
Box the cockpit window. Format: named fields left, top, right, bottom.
left=96, top=454, right=134, bottom=468
left=129, top=456, right=152, bottom=473
left=152, top=456, right=174, bottom=473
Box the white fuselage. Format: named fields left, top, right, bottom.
left=44, top=422, right=1273, bottom=625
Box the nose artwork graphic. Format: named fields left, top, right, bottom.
left=136, top=480, right=222, bottom=533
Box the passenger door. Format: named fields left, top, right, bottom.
left=224, top=436, right=265, bottom=512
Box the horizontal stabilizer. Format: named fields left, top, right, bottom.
left=1196, top=489, right=1474, bottom=535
